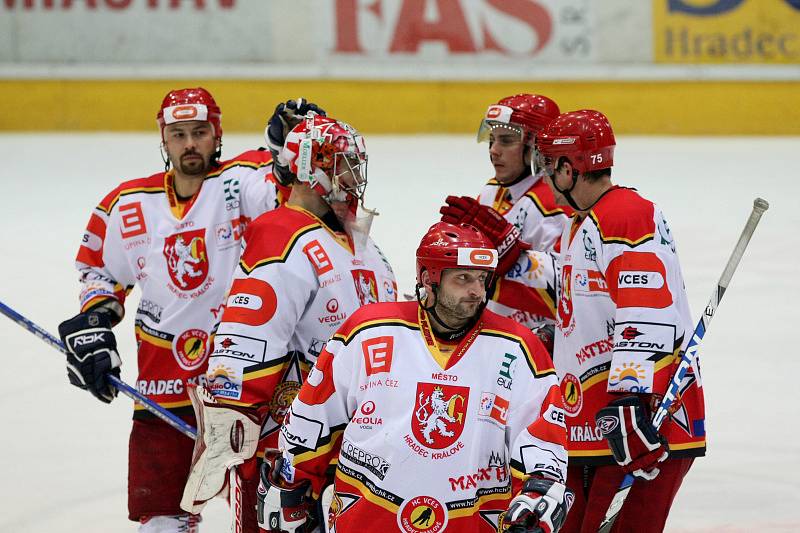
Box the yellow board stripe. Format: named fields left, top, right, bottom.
left=2, top=80, right=799, bottom=135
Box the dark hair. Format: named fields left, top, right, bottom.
left=556, top=156, right=611, bottom=182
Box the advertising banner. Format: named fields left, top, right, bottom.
left=654, top=0, right=800, bottom=63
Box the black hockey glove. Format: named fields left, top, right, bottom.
left=595, top=395, right=669, bottom=480
left=58, top=311, right=122, bottom=404
left=265, top=98, right=326, bottom=185
left=257, top=454, right=315, bottom=533
left=503, top=476, right=574, bottom=533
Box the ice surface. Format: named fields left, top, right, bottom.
left=0, top=133, right=797, bottom=532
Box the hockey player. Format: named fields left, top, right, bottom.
left=57, top=87, right=323, bottom=532
left=180, top=113, right=398, bottom=532
left=535, top=110, right=706, bottom=532
left=257, top=222, right=574, bottom=533
left=440, top=94, right=570, bottom=345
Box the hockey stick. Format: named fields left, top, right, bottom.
left=597, top=198, right=769, bottom=533
left=0, top=300, right=197, bottom=440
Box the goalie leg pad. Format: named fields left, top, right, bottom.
left=180, top=385, right=261, bottom=515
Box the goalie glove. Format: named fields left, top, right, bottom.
left=256, top=453, right=314, bottom=533
left=58, top=311, right=122, bottom=404
left=503, top=476, right=574, bottom=533
left=180, top=385, right=261, bottom=514
left=265, top=98, right=326, bottom=185
left=595, top=395, right=670, bottom=481
left=439, top=195, right=531, bottom=276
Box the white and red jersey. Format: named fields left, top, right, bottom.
left=552, top=186, right=705, bottom=464
left=75, top=150, right=285, bottom=418
left=478, top=173, right=571, bottom=252
left=207, top=204, right=397, bottom=450
left=279, top=301, right=568, bottom=533
left=479, top=173, right=572, bottom=330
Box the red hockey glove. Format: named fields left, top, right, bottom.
left=502, top=476, right=574, bottom=533
left=439, top=195, right=530, bottom=276
left=595, top=396, right=670, bottom=481
left=256, top=453, right=314, bottom=533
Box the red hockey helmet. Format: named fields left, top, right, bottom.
left=416, top=222, right=498, bottom=286
left=281, top=113, right=367, bottom=203
left=157, top=87, right=222, bottom=141
left=477, top=93, right=560, bottom=145
left=536, top=109, right=615, bottom=174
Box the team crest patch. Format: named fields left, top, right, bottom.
left=351, top=269, right=379, bottom=305
left=398, top=495, right=447, bottom=533
left=561, top=373, right=582, bottom=416
left=173, top=329, right=209, bottom=371
left=412, top=383, right=469, bottom=449
left=163, top=229, right=209, bottom=290
left=269, top=381, right=301, bottom=423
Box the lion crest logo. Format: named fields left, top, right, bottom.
left=163, top=229, right=208, bottom=290
left=412, top=383, right=469, bottom=449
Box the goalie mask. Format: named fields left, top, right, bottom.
left=281, top=114, right=368, bottom=207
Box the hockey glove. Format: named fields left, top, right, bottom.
left=595, top=395, right=670, bottom=481
left=439, top=195, right=530, bottom=276
left=180, top=385, right=261, bottom=514
left=503, top=476, right=574, bottom=533
left=265, top=99, right=326, bottom=185
left=257, top=454, right=314, bottom=533
left=58, top=311, right=122, bottom=403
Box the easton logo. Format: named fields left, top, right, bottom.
left=621, top=326, right=643, bottom=341
left=220, top=337, right=236, bottom=349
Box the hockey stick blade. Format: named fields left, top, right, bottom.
left=598, top=198, right=768, bottom=533
left=0, top=300, right=197, bottom=440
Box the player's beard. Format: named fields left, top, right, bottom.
left=435, top=290, right=482, bottom=328
left=177, top=151, right=211, bottom=176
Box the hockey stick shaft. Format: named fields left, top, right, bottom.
left=598, top=198, right=769, bottom=533
left=0, top=300, right=197, bottom=440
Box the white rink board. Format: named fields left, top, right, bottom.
left=0, top=133, right=798, bottom=532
